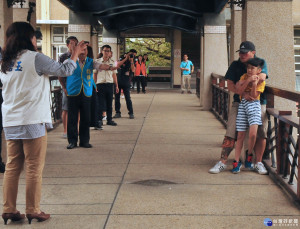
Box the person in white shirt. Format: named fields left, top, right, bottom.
left=94, top=45, right=119, bottom=129
left=0, top=22, right=86, bottom=224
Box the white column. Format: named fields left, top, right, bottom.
left=68, top=11, right=91, bottom=42
left=102, top=27, right=119, bottom=61
left=200, top=25, right=228, bottom=110
left=230, top=5, right=242, bottom=64
left=172, top=30, right=182, bottom=88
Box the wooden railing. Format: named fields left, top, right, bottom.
left=49, top=76, right=62, bottom=127
left=211, top=73, right=300, bottom=201
left=211, top=73, right=230, bottom=127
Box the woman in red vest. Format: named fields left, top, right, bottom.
left=134, top=55, right=147, bottom=93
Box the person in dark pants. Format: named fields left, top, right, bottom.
left=66, top=46, right=94, bottom=149
left=58, top=36, right=79, bottom=139
left=130, top=49, right=137, bottom=89
left=135, top=55, right=147, bottom=94
left=114, top=52, right=135, bottom=119
left=94, top=45, right=119, bottom=129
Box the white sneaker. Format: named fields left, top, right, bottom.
left=254, top=162, right=268, bottom=175
left=102, top=116, right=107, bottom=121
left=209, top=161, right=227, bottom=174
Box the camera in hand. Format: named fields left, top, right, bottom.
left=130, top=54, right=134, bottom=58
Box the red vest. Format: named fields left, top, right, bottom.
left=135, top=61, right=146, bottom=76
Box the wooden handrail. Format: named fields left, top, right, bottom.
left=265, top=86, right=300, bottom=103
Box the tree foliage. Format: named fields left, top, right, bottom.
left=126, top=38, right=171, bottom=66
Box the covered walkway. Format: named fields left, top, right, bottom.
left=0, top=89, right=299, bottom=228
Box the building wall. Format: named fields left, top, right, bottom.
left=50, top=0, right=69, bottom=20
left=36, top=0, right=69, bottom=58
left=293, top=0, right=300, bottom=25
left=13, top=0, right=36, bottom=28
left=36, top=0, right=68, bottom=21
left=36, top=0, right=41, bottom=20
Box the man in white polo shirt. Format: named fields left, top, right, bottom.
left=94, top=45, right=119, bottom=129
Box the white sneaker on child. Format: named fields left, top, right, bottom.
left=102, top=116, right=107, bottom=121
left=209, top=161, right=227, bottom=174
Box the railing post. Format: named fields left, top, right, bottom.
left=277, top=111, right=292, bottom=176
left=211, top=74, right=217, bottom=112
left=277, top=119, right=284, bottom=175
left=264, top=91, right=275, bottom=159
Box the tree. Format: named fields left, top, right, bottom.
left=126, top=38, right=171, bottom=66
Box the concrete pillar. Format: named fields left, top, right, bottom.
left=0, top=0, right=13, bottom=45
left=102, top=27, right=119, bottom=61
left=90, top=34, right=99, bottom=58
left=68, top=11, right=91, bottom=42
left=242, top=0, right=295, bottom=110
left=40, top=24, right=51, bottom=57
left=230, top=5, right=242, bottom=64
left=200, top=13, right=228, bottom=110
left=40, top=0, right=50, bottom=21
left=172, top=30, right=182, bottom=87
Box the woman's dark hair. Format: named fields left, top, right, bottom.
left=137, top=55, right=144, bottom=64
left=87, top=46, right=94, bottom=59
left=1, top=22, right=36, bottom=73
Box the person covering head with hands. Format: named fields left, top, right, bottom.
left=58, top=36, right=79, bottom=139
left=66, top=44, right=96, bottom=149
left=0, top=21, right=87, bottom=225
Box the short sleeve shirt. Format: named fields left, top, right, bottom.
left=180, top=60, right=193, bottom=75
left=239, top=73, right=266, bottom=100
left=94, top=58, right=117, bottom=84
left=225, top=57, right=268, bottom=104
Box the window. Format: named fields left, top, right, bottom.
left=294, top=29, right=300, bottom=91
left=52, top=46, right=68, bottom=62
left=294, top=29, right=300, bottom=76
left=51, top=26, right=68, bottom=61
left=52, top=26, right=68, bottom=44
